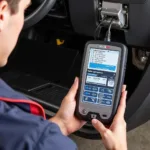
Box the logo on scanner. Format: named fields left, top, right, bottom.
left=98, top=45, right=107, bottom=49
left=91, top=114, right=97, bottom=119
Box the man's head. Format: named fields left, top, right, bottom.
left=5, top=0, right=21, bottom=13
left=0, top=0, right=31, bottom=67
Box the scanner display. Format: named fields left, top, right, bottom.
left=82, top=48, right=119, bottom=106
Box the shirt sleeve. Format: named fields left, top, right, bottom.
left=35, top=122, right=77, bottom=150
left=0, top=102, right=77, bottom=150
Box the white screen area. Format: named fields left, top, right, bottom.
left=86, top=76, right=107, bottom=85
left=88, top=48, right=119, bottom=72
left=86, top=48, right=119, bottom=85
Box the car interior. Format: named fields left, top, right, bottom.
left=0, top=0, right=150, bottom=139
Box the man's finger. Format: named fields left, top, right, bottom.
left=92, top=120, right=117, bottom=150
left=122, top=85, right=127, bottom=92
left=92, top=119, right=107, bottom=134
left=114, top=91, right=127, bottom=120
left=66, top=77, right=79, bottom=99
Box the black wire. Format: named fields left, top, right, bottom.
left=94, top=17, right=106, bottom=40
left=94, top=22, right=102, bottom=40
left=105, top=18, right=114, bottom=42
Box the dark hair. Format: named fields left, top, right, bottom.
left=1, top=0, right=21, bottom=13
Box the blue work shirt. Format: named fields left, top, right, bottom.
left=0, top=79, right=77, bottom=150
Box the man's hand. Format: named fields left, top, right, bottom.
left=50, top=77, right=86, bottom=136
left=92, top=86, right=127, bottom=150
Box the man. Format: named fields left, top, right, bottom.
left=0, top=0, right=128, bottom=150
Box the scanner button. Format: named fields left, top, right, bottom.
left=92, top=87, right=98, bottom=92
left=103, top=94, right=112, bottom=100
left=85, top=86, right=98, bottom=92
left=108, top=80, right=115, bottom=87
left=84, top=91, right=97, bottom=97
left=82, top=109, right=87, bottom=115
left=99, top=88, right=113, bottom=94
left=85, top=86, right=92, bottom=91
left=83, top=96, right=98, bottom=104
left=105, top=89, right=113, bottom=94
left=99, top=88, right=105, bottom=93
left=101, top=100, right=112, bottom=106
left=91, top=114, right=97, bottom=119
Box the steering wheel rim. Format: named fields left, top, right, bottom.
left=24, top=0, right=56, bottom=29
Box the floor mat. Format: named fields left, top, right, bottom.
left=7, top=39, right=81, bottom=87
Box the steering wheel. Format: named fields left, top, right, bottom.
left=24, top=0, right=56, bottom=29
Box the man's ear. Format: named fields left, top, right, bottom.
left=0, top=0, right=10, bottom=32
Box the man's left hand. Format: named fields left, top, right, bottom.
left=50, top=77, right=86, bottom=136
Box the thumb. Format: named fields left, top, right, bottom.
left=92, top=119, right=107, bottom=134
left=67, top=77, right=79, bottom=99
left=92, top=119, right=117, bottom=150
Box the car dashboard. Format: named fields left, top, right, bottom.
left=43, top=0, right=150, bottom=48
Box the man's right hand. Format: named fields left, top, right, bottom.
left=92, top=86, right=128, bottom=150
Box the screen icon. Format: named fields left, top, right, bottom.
left=108, top=80, right=115, bottom=87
